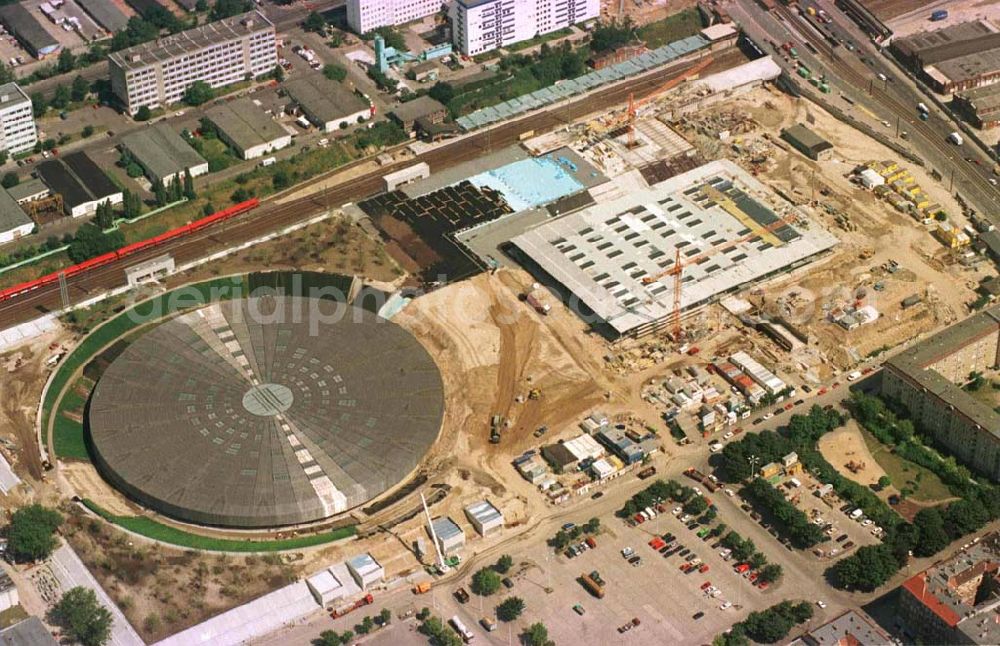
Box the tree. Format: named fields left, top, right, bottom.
left=271, top=64, right=285, bottom=82
left=30, top=92, right=47, bottom=117
left=272, top=169, right=290, bottom=190
left=95, top=201, right=114, bottom=230
left=152, top=179, right=167, bottom=206
left=182, top=81, right=213, bottom=106
left=57, top=48, right=76, bottom=73
left=590, top=18, right=637, bottom=53
left=81, top=125, right=95, bottom=138
left=71, top=75, right=90, bottom=102
left=53, top=587, right=113, bottom=646
left=51, top=84, right=71, bottom=110
left=312, top=630, right=342, bottom=646
left=231, top=187, right=252, bottom=203
left=496, top=596, right=524, bottom=622
left=354, top=616, right=374, bottom=634
left=428, top=82, right=454, bottom=105
left=758, top=563, right=783, bottom=584
left=471, top=568, right=501, bottom=596
left=183, top=168, right=196, bottom=200
left=684, top=495, right=708, bottom=516
left=134, top=105, right=152, bottom=121
left=322, top=64, right=347, bottom=82
left=584, top=517, right=601, bottom=534
left=202, top=202, right=215, bottom=217
left=7, top=504, right=63, bottom=562
left=377, top=608, right=391, bottom=626
left=1, top=172, right=18, bottom=188
left=832, top=544, right=899, bottom=591
left=523, top=622, right=554, bottom=646
left=303, top=11, right=326, bottom=33
left=67, top=224, right=124, bottom=263
left=211, top=0, right=252, bottom=20
left=495, top=554, right=513, bottom=574
left=749, top=552, right=767, bottom=570
left=877, top=475, right=892, bottom=490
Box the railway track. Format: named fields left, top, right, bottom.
left=0, top=51, right=723, bottom=329
left=775, top=5, right=1000, bottom=211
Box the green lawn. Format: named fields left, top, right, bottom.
left=506, top=27, right=574, bottom=52
left=83, top=499, right=355, bottom=552
left=637, top=8, right=705, bottom=48
left=860, top=428, right=953, bottom=503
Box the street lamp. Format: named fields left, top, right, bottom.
left=748, top=454, right=760, bottom=480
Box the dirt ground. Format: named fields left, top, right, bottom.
left=601, top=0, right=699, bottom=26
left=817, top=421, right=888, bottom=489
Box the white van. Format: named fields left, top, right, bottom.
left=259, top=156, right=277, bottom=167
left=847, top=370, right=862, bottom=381
left=850, top=508, right=864, bottom=520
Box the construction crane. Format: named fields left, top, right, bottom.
left=624, top=55, right=715, bottom=147
left=641, top=211, right=801, bottom=340
left=588, top=55, right=714, bottom=140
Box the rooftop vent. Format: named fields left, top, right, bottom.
left=0, top=94, right=8, bottom=104
left=131, top=53, right=141, bottom=63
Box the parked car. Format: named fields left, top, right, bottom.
left=454, top=588, right=470, bottom=603
left=502, top=577, right=514, bottom=589
left=693, top=611, right=705, bottom=620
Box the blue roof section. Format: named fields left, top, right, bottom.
left=456, top=34, right=711, bottom=129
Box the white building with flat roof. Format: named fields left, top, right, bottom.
left=464, top=500, right=504, bottom=536
left=306, top=568, right=346, bottom=607
left=109, top=11, right=277, bottom=115
left=0, top=82, right=35, bottom=154
left=347, top=0, right=443, bottom=35
left=428, top=516, right=465, bottom=555
left=346, top=553, right=384, bottom=591
left=451, top=0, right=598, bottom=56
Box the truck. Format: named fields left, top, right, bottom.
left=412, top=581, right=431, bottom=594
left=930, top=9, right=948, bottom=21
left=917, top=102, right=929, bottom=114
left=581, top=573, right=605, bottom=598
left=331, top=593, right=373, bottom=618
left=637, top=466, right=657, bottom=479
left=948, top=132, right=964, bottom=145
left=450, top=616, right=475, bottom=643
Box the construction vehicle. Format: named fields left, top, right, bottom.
left=413, top=581, right=431, bottom=594
left=528, top=388, right=540, bottom=400
left=490, top=414, right=503, bottom=444
left=641, top=212, right=799, bottom=339
left=580, top=573, right=605, bottom=598
left=332, top=593, right=373, bottom=618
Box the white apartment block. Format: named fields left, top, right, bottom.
left=347, top=0, right=444, bottom=35
left=0, top=82, right=36, bottom=155
left=451, top=0, right=598, bottom=55
left=108, top=10, right=277, bottom=116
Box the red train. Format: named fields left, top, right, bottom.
left=0, top=199, right=259, bottom=303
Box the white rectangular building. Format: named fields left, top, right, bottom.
left=464, top=500, right=504, bottom=537
left=562, top=433, right=605, bottom=463
left=451, top=0, right=599, bottom=56
left=347, top=0, right=443, bottom=35
left=0, top=83, right=36, bottom=154
left=730, top=351, right=786, bottom=395
left=205, top=98, right=291, bottom=160
left=0, top=572, right=17, bottom=613
left=306, top=568, right=346, bottom=607
left=428, top=516, right=466, bottom=555
left=109, top=11, right=277, bottom=115
left=346, top=553, right=384, bottom=591
left=0, top=188, right=32, bottom=244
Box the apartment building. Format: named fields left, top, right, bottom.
left=347, top=0, right=444, bottom=35
left=0, top=83, right=37, bottom=155
left=108, top=10, right=277, bottom=115
left=451, top=0, right=598, bottom=56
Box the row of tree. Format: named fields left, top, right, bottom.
left=716, top=600, right=813, bottom=645
left=743, top=478, right=826, bottom=548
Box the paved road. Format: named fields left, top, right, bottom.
left=730, top=0, right=1000, bottom=225
left=0, top=49, right=724, bottom=329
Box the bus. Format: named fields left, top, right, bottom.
left=450, top=616, right=474, bottom=643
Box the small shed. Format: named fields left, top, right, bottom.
left=346, top=553, right=384, bottom=591
left=428, top=516, right=465, bottom=555
left=464, top=500, right=504, bottom=537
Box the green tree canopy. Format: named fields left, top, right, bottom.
left=134, top=105, right=152, bottom=121
left=303, top=11, right=326, bottom=33
left=53, top=586, right=113, bottom=646
left=495, top=554, right=513, bottom=574
left=523, top=622, right=554, bottom=646
left=471, top=568, right=501, bottom=596
left=7, top=504, right=63, bottom=562
left=182, top=81, right=214, bottom=106
left=211, top=0, right=251, bottom=20
left=322, top=64, right=347, bottom=82
left=1, top=172, right=18, bottom=188
left=496, top=596, right=524, bottom=622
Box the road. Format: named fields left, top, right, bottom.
left=729, top=0, right=1000, bottom=226
left=0, top=49, right=723, bottom=329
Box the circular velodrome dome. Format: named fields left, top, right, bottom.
left=88, top=295, right=444, bottom=528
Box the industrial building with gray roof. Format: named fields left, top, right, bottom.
left=120, top=123, right=208, bottom=184
left=205, top=98, right=291, bottom=160
left=510, top=160, right=838, bottom=338
left=0, top=185, right=32, bottom=244
left=954, top=82, right=1000, bottom=129
left=88, top=295, right=445, bottom=528
left=0, top=4, right=58, bottom=58
left=76, top=0, right=129, bottom=32
left=283, top=74, right=370, bottom=133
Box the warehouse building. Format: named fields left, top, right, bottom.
left=306, top=568, right=347, bottom=607
left=729, top=351, right=786, bottom=395
left=346, top=553, right=384, bottom=591
left=428, top=516, right=465, bottom=555
left=780, top=124, right=833, bottom=161
left=925, top=49, right=1000, bottom=93
left=0, top=185, right=33, bottom=244
left=464, top=500, right=504, bottom=537
left=205, top=98, right=291, bottom=160
left=7, top=178, right=48, bottom=205
left=0, top=617, right=57, bottom=646
left=542, top=442, right=579, bottom=472
left=891, top=21, right=1000, bottom=93
left=0, top=83, right=37, bottom=155
left=120, top=124, right=209, bottom=185
left=954, top=81, right=1000, bottom=129
left=36, top=152, right=123, bottom=218
left=283, top=74, right=371, bottom=133
left=510, top=160, right=837, bottom=338
left=882, top=304, right=1000, bottom=480
left=76, top=0, right=128, bottom=32
left=0, top=4, right=59, bottom=58
left=109, top=10, right=277, bottom=115
left=389, top=96, right=447, bottom=135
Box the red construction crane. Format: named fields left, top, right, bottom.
left=642, top=212, right=800, bottom=340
